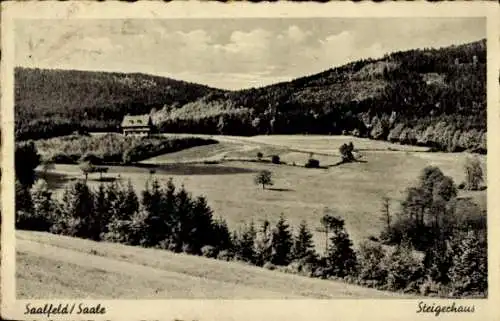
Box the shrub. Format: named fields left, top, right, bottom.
left=216, top=250, right=234, bottom=261
left=357, top=241, right=388, bottom=286
left=263, top=262, right=277, bottom=270
left=271, top=155, right=280, bottom=164
left=448, top=231, right=487, bottom=297
left=419, top=277, right=451, bottom=297
left=201, top=245, right=218, bottom=258
left=305, top=158, right=320, bottom=168
left=383, top=241, right=425, bottom=292
left=287, top=258, right=318, bottom=277
left=102, top=219, right=134, bottom=244
left=464, top=156, right=484, bottom=191
left=80, top=152, right=102, bottom=165
left=50, top=153, right=79, bottom=164
left=256, top=152, right=263, bottom=160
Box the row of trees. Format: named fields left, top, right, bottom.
left=16, top=174, right=487, bottom=297
left=34, top=134, right=217, bottom=165
left=378, top=163, right=487, bottom=296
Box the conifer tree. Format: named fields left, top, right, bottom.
left=292, top=220, right=317, bottom=263
left=54, top=181, right=95, bottom=239
left=324, top=217, right=357, bottom=277
left=270, top=215, right=293, bottom=266
left=30, top=179, right=54, bottom=226
left=122, top=179, right=139, bottom=220
left=141, top=178, right=165, bottom=246
left=105, top=181, right=121, bottom=220
left=173, top=185, right=194, bottom=252
left=15, top=180, right=34, bottom=230
left=254, top=219, right=273, bottom=266
left=189, top=195, right=214, bottom=254
left=235, top=221, right=257, bottom=263
left=212, top=217, right=233, bottom=252
left=92, top=183, right=112, bottom=240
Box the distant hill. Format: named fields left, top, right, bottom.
left=154, top=39, right=486, bottom=153
left=15, top=68, right=224, bottom=140
left=15, top=39, right=486, bottom=152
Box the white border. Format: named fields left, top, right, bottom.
left=1, top=2, right=499, bottom=321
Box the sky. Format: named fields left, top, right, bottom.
left=15, top=18, right=485, bottom=90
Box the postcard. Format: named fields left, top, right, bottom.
left=1, top=1, right=499, bottom=320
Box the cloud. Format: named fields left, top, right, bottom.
left=284, top=25, right=311, bottom=43
left=14, top=18, right=485, bottom=90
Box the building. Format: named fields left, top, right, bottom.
left=121, top=114, right=152, bottom=136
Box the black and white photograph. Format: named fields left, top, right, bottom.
left=1, top=2, right=499, bottom=321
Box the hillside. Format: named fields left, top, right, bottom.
left=16, top=230, right=411, bottom=299
left=14, top=68, right=224, bottom=140
left=15, top=40, right=486, bottom=153
left=154, top=39, right=486, bottom=153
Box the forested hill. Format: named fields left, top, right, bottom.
left=15, top=68, right=224, bottom=140
left=16, top=39, right=486, bottom=153
left=154, top=39, right=486, bottom=153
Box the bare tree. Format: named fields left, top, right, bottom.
left=380, top=196, right=391, bottom=232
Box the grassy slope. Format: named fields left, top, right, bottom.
left=42, top=135, right=486, bottom=251
left=16, top=230, right=411, bottom=299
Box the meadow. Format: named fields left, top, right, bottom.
left=41, top=135, right=486, bottom=252
left=17, top=230, right=411, bottom=299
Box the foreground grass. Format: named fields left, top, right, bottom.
left=16, top=231, right=412, bottom=299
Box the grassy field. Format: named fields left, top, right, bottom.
left=17, top=230, right=412, bottom=299
left=41, top=135, right=486, bottom=252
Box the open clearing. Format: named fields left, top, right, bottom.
left=16, top=230, right=411, bottom=299
left=42, top=135, right=486, bottom=251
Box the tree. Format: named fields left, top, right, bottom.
left=141, top=178, right=169, bottom=247
left=52, top=181, right=95, bottom=239
left=93, top=183, right=110, bottom=240
left=235, top=221, right=257, bottom=263
left=189, top=195, right=215, bottom=254
left=357, top=241, right=387, bottom=285
left=212, top=217, right=233, bottom=252
left=464, top=157, right=484, bottom=191
left=256, top=152, right=263, bottom=161
left=380, top=196, right=391, bottom=232
left=29, top=179, right=55, bottom=231
left=254, top=219, right=273, bottom=266
left=339, top=142, right=355, bottom=163
left=383, top=239, right=424, bottom=291
left=15, top=142, right=41, bottom=187
left=292, top=220, right=317, bottom=262
left=324, top=216, right=357, bottom=278
left=448, top=231, right=487, bottom=296
left=40, top=161, right=55, bottom=180
left=270, top=215, right=293, bottom=266
left=254, top=170, right=274, bottom=190
left=15, top=180, right=34, bottom=230
left=79, top=161, right=96, bottom=182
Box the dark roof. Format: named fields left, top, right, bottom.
left=121, top=114, right=151, bottom=128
